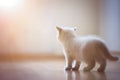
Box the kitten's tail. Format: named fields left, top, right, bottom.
left=99, top=43, right=119, bottom=61
left=104, top=50, right=119, bottom=61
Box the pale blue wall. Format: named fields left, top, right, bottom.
left=100, top=0, right=120, bottom=51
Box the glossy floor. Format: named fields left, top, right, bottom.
left=0, top=59, right=120, bottom=80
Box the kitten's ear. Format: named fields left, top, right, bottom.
left=56, top=26, right=62, bottom=32
left=74, top=27, right=77, bottom=31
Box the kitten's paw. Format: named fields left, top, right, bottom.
left=83, top=67, right=91, bottom=72
left=72, top=67, right=79, bottom=71
left=97, top=68, right=105, bottom=72
left=65, top=67, right=72, bottom=71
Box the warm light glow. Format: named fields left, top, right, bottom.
left=0, top=0, right=23, bottom=11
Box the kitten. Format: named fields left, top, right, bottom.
left=56, top=26, right=119, bottom=72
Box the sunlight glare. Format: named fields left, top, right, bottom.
left=0, top=0, right=24, bottom=11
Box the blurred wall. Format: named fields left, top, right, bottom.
left=0, top=0, right=103, bottom=54
left=100, top=0, right=120, bottom=52
left=0, top=0, right=119, bottom=54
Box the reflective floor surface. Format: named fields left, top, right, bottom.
left=0, top=58, right=120, bottom=80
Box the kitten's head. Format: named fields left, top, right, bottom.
left=56, top=26, right=77, bottom=42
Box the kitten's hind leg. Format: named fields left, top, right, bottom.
left=97, top=59, right=106, bottom=72
left=83, top=60, right=95, bottom=72
left=72, top=61, right=81, bottom=71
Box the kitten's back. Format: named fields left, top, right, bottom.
left=80, top=36, right=119, bottom=61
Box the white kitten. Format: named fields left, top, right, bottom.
left=56, top=26, right=118, bottom=72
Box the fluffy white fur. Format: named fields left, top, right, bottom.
left=56, top=26, right=118, bottom=72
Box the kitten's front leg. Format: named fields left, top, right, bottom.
left=72, top=61, right=81, bottom=70
left=65, top=56, right=73, bottom=71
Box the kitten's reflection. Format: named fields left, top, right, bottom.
left=65, top=71, right=73, bottom=80
left=65, top=71, right=107, bottom=80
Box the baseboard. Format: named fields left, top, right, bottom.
left=0, top=51, right=119, bottom=62
left=0, top=53, right=64, bottom=62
